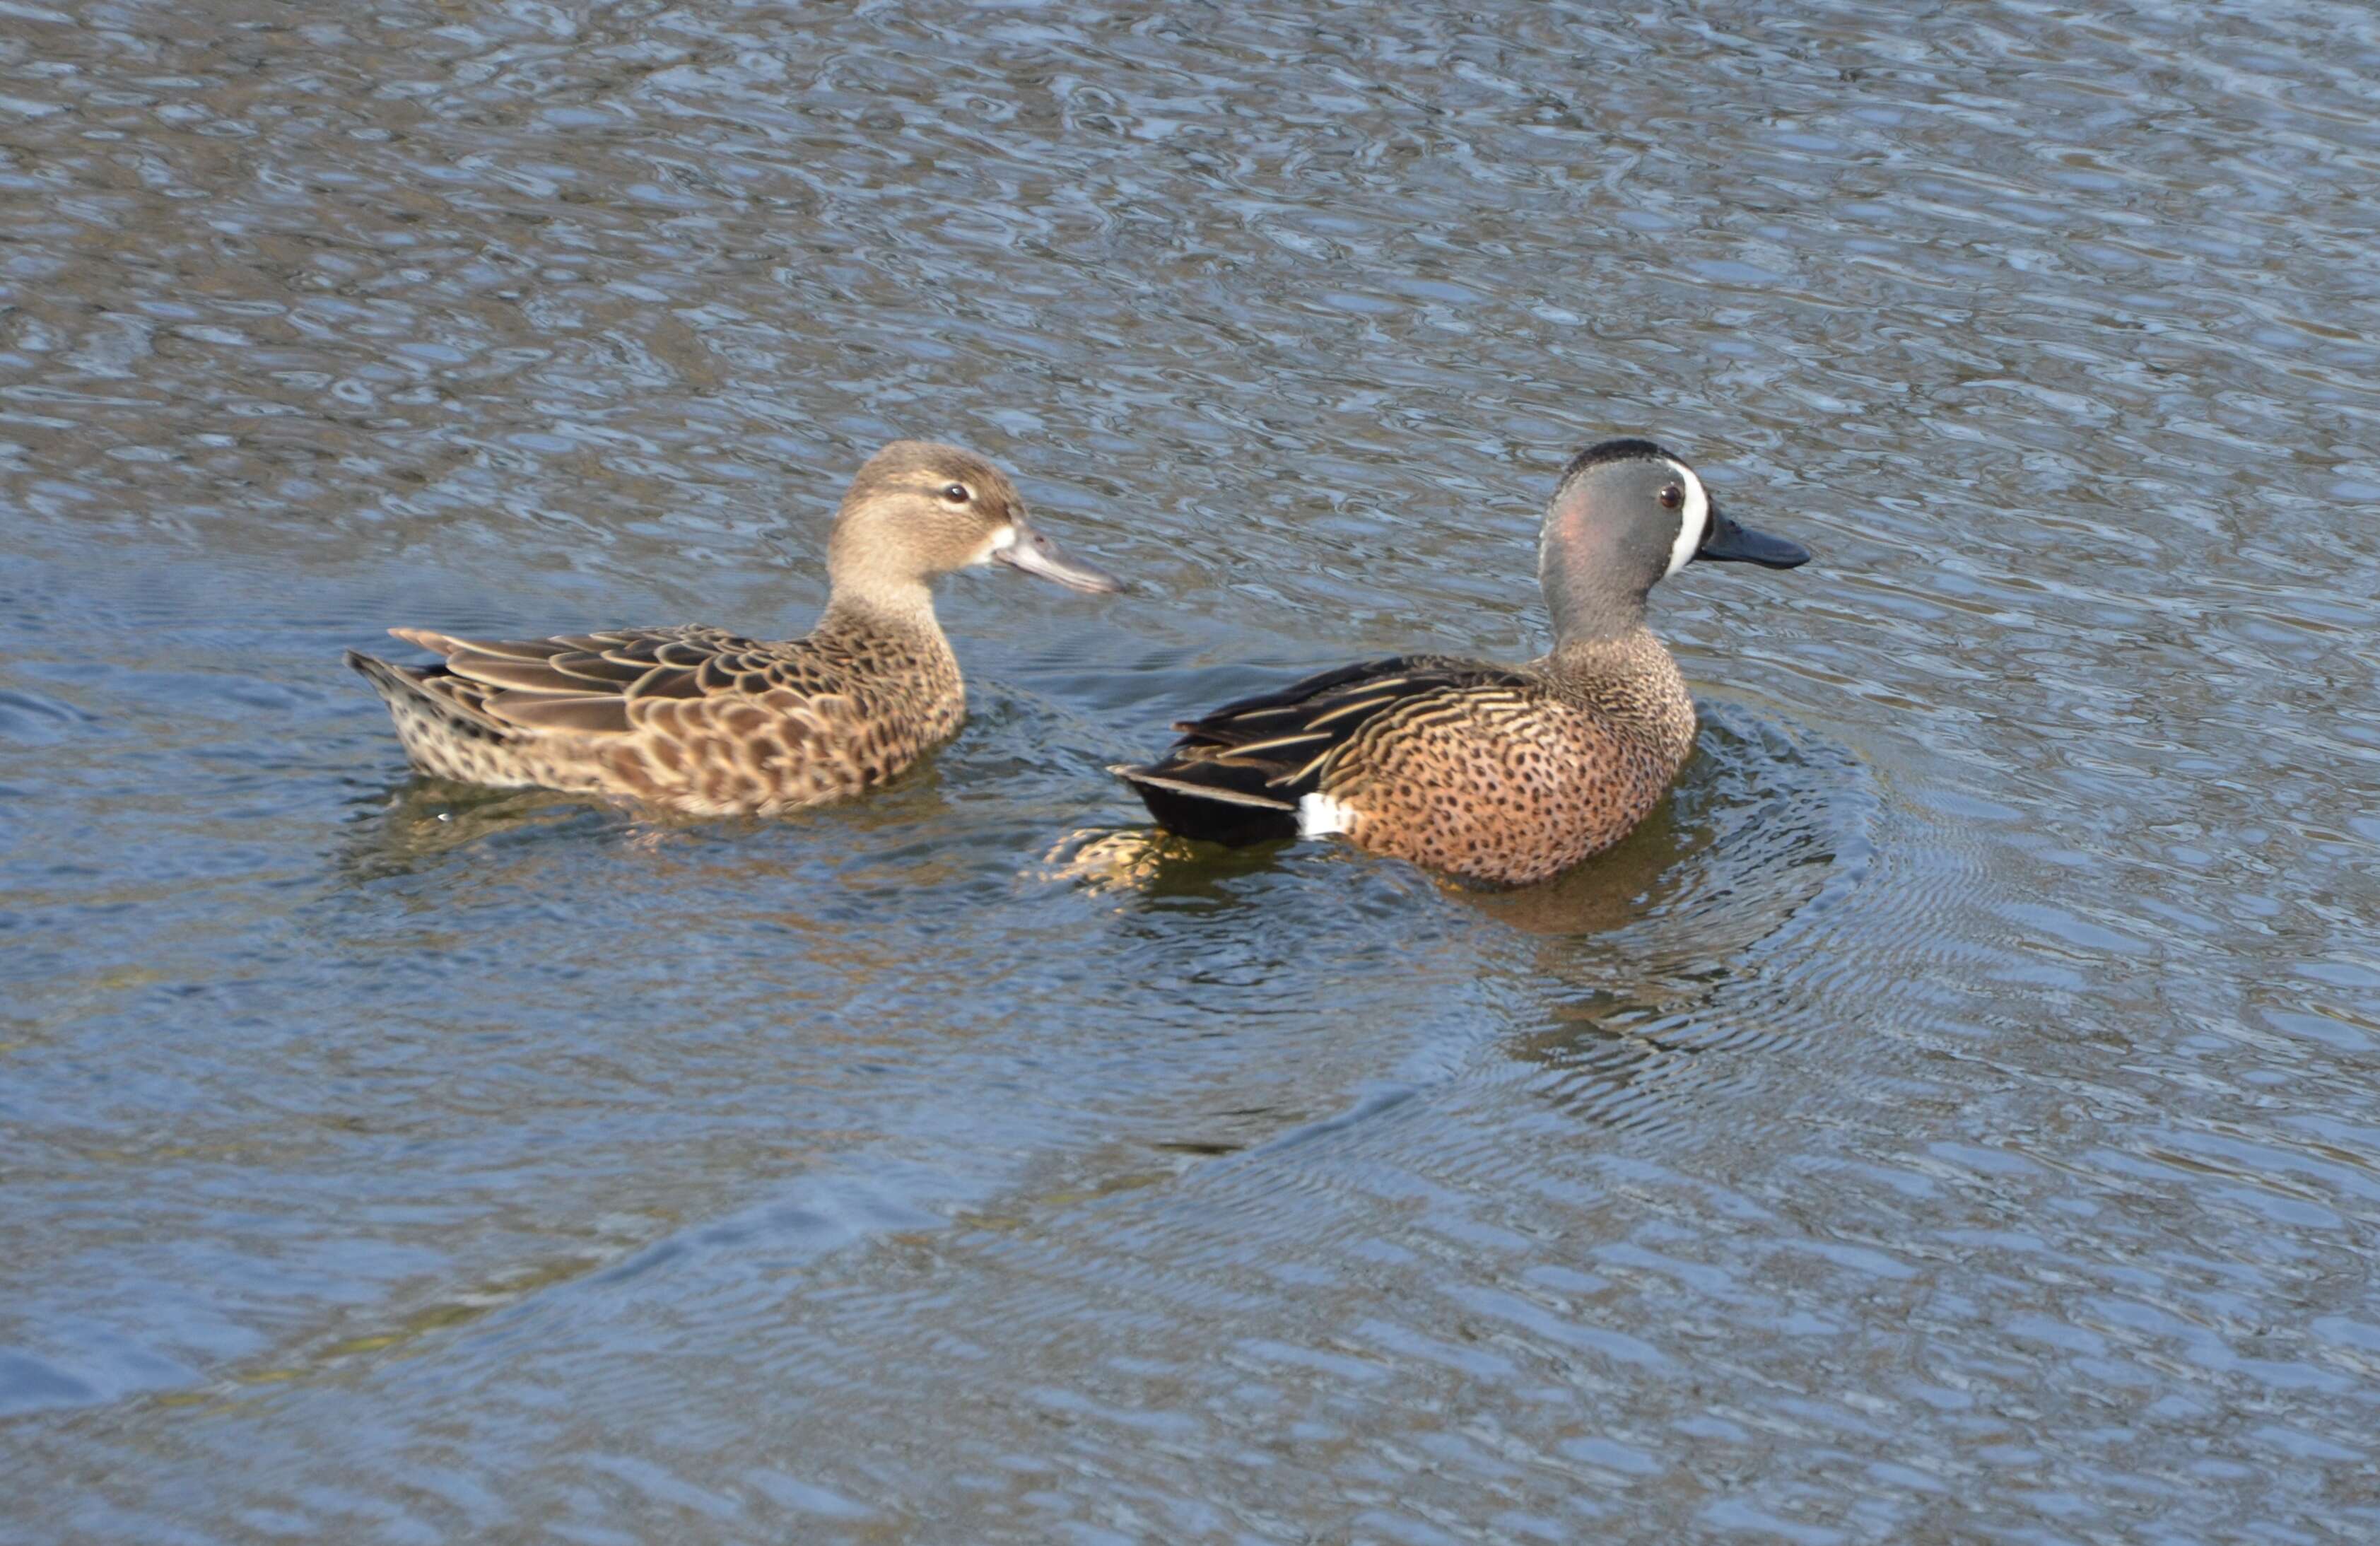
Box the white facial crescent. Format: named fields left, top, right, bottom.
left=1663, top=461, right=1708, bottom=579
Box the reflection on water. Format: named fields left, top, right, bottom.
left=338, top=778, right=613, bottom=879
left=8, top=0, right=2380, bottom=1538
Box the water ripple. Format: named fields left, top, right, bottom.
left=7, top=0, right=2380, bottom=1540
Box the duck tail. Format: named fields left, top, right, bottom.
left=1109, top=763, right=1301, bottom=847
left=346, top=647, right=515, bottom=738
left=345, top=648, right=430, bottom=703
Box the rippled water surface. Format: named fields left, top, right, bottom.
left=7, top=1, right=2380, bottom=1539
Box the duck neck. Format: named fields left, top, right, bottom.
left=1540, top=626, right=1696, bottom=760
left=813, top=579, right=964, bottom=721
left=817, top=561, right=954, bottom=668
left=1544, top=626, right=1667, bottom=679
left=819, top=577, right=940, bottom=640
left=1539, top=511, right=1655, bottom=647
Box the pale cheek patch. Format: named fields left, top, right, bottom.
left=973, top=524, right=1017, bottom=566
left=1299, top=792, right=1356, bottom=838
left=1664, top=463, right=1708, bottom=578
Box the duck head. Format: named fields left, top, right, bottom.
left=828, top=440, right=1120, bottom=604
left=1538, top=438, right=1807, bottom=642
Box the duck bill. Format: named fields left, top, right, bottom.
left=1696, top=504, right=1810, bottom=569
left=992, top=516, right=1122, bottom=593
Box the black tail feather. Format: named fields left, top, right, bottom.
left=1113, top=765, right=1299, bottom=847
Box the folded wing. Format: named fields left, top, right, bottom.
left=1113, top=655, right=1532, bottom=845
left=381, top=625, right=782, bottom=737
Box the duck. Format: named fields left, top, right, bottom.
left=348, top=440, right=1120, bottom=815
left=1112, top=438, right=1809, bottom=885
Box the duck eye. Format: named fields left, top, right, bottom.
left=1658, top=483, right=1684, bottom=510
left=941, top=483, right=971, bottom=504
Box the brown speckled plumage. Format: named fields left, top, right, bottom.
left=1324, top=634, right=1695, bottom=884
left=350, top=440, right=1118, bottom=815
left=1116, top=439, right=1807, bottom=886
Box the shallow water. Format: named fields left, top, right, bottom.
left=6, top=0, right=2380, bottom=1538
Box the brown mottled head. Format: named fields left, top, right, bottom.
left=1540, top=439, right=1808, bottom=643
left=826, top=440, right=1119, bottom=605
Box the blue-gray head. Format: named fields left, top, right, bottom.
left=1538, top=438, right=1808, bottom=642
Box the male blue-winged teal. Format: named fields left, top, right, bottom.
left=348, top=440, right=1119, bottom=814
left=1113, top=439, right=1809, bottom=886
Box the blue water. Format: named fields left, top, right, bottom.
left=6, top=1, right=2380, bottom=1539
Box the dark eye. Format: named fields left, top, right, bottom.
left=1658, top=483, right=1684, bottom=510
left=941, top=483, right=971, bottom=504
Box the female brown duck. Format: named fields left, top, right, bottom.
left=350, top=440, right=1118, bottom=814
left=1114, top=439, right=1808, bottom=885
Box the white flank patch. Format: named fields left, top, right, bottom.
left=975, top=524, right=1017, bottom=566
left=1298, top=792, right=1356, bottom=838
left=1663, top=462, right=1708, bottom=578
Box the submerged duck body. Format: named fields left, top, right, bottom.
left=1115, top=440, right=1809, bottom=886
left=349, top=440, right=1118, bottom=815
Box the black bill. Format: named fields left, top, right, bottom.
left=1697, top=505, right=1810, bottom=568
